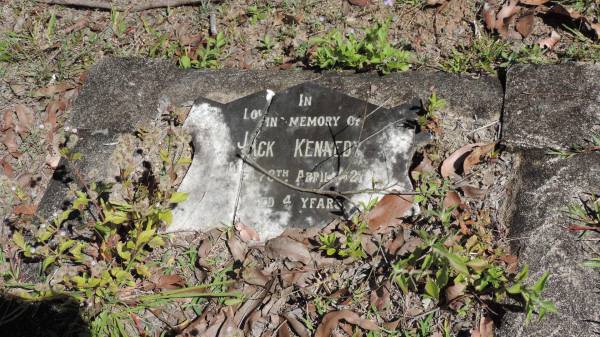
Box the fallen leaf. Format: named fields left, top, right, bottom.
left=461, top=185, right=487, bottom=200
left=463, top=143, right=496, bottom=174
left=495, top=0, right=519, bottom=37
left=538, top=30, right=560, bottom=49
left=315, top=310, right=379, bottom=337
left=367, top=194, right=413, bottom=231
left=348, top=0, right=369, bottom=6
left=471, top=316, right=494, bottom=337
left=386, top=234, right=405, bottom=255
left=242, top=267, right=269, bottom=286
left=499, top=254, right=518, bottom=273
left=235, top=222, right=260, bottom=242
left=483, top=2, right=497, bottom=30
left=283, top=312, right=309, bottom=337
left=266, top=236, right=312, bottom=264
left=1, top=157, right=14, bottom=178
left=33, top=82, right=74, bottom=97
left=445, top=283, right=466, bottom=302
left=591, top=23, right=600, bottom=39
left=516, top=14, right=534, bottom=38
left=14, top=204, right=36, bottom=215
left=278, top=321, right=292, bottom=337
left=1, top=130, right=20, bottom=156
left=154, top=274, right=185, bottom=289
left=519, top=0, right=549, bottom=4
left=397, top=236, right=423, bottom=256
left=1, top=109, right=14, bottom=131
left=441, top=143, right=484, bottom=179
left=443, top=191, right=462, bottom=211
left=412, top=155, right=435, bottom=176
left=130, top=313, right=146, bottom=337
left=14, top=105, right=34, bottom=135
left=227, top=235, right=247, bottom=261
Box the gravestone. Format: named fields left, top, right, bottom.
left=169, top=82, right=420, bottom=239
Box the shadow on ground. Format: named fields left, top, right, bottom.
left=0, top=294, right=89, bottom=337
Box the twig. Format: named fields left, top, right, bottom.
left=37, top=0, right=209, bottom=11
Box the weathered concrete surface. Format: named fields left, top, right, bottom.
left=39, top=57, right=504, bottom=221
left=498, top=150, right=600, bottom=336
left=502, top=64, right=600, bottom=150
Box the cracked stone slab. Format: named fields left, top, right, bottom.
left=499, top=150, right=600, bottom=337
left=502, top=64, right=600, bottom=150
left=37, top=57, right=504, bottom=224
left=170, top=82, right=419, bottom=239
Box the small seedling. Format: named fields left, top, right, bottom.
left=258, top=34, right=275, bottom=52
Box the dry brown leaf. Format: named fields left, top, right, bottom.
left=242, top=267, right=269, bottom=286
left=496, top=0, right=519, bottom=37
left=443, top=191, right=462, bottom=210
left=516, top=14, right=534, bottom=38
left=499, top=254, right=519, bottom=273
left=397, top=236, right=423, bottom=256
left=519, top=0, right=549, bottom=5
left=441, top=143, right=484, bottom=179
left=1, top=157, right=14, bottom=178
left=483, top=2, right=497, bottom=30
left=227, top=235, right=247, bottom=261
left=463, top=143, right=496, bottom=174
left=266, top=236, right=312, bottom=264
left=386, top=234, right=405, bottom=255
left=461, top=185, right=487, bottom=200
left=315, top=310, right=379, bottom=337
left=1, top=109, right=14, bottom=131
left=412, top=155, right=435, bottom=176
left=278, top=321, right=292, bottom=337
left=1, top=130, right=20, bottom=156
left=369, top=282, right=390, bottom=311
left=445, top=283, right=466, bottom=302
left=14, top=204, right=36, bottom=216
left=348, top=0, right=369, bottom=6
left=367, top=194, right=413, bottom=231
left=591, top=23, right=600, bottom=39
left=155, top=274, right=185, bottom=290
left=284, top=312, right=309, bottom=337
left=33, top=82, right=74, bottom=97
left=235, top=222, right=260, bottom=242
left=538, top=30, right=560, bottom=49
left=471, top=316, right=494, bottom=337
left=15, top=105, right=34, bottom=135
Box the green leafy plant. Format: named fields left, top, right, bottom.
left=246, top=4, right=270, bottom=25
left=390, top=165, right=556, bottom=322
left=8, top=116, right=240, bottom=335
left=179, top=32, right=226, bottom=69
left=310, top=21, right=412, bottom=74
left=418, top=92, right=446, bottom=128
left=258, top=34, right=275, bottom=52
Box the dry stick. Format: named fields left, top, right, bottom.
left=37, top=0, right=208, bottom=11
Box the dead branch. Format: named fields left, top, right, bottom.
left=37, top=0, right=209, bottom=11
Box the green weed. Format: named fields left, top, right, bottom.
left=418, top=92, right=446, bottom=128
left=179, top=32, right=226, bottom=69
left=310, top=21, right=412, bottom=74
left=442, top=36, right=549, bottom=74
left=7, top=116, right=239, bottom=335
